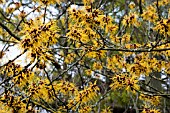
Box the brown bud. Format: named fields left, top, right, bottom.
left=0, top=51, right=5, bottom=59
left=52, top=61, right=61, bottom=69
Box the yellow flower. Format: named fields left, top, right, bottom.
left=93, top=62, right=102, bottom=70
left=19, top=17, right=59, bottom=65
left=129, top=2, right=135, bottom=9
left=141, top=107, right=160, bottom=113
left=139, top=94, right=160, bottom=106
left=141, top=5, right=158, bottom=22
left=153, top=19, right=170, bottom=37
left=137, top=0, right=145, bottom=3
left=105, top=24, right=118, bottom=34
left=72, top=81, right=99, bottom=105
left=110, top=74, right=127, bottom=90
left=122, top=12, right=140, bottom=27
left=126, top=76, right=139, bottom=93
left=154, top=0, right=169, bottom=6
left=110, top=73, right=139, bottom=93
left=0, top=0, right=5, bottom=4
left=85, top=69, right=93, bottom=76
left=83, top=0, right=94, bottom=5
left=64, top=53, right=77, bottom=64
left=122, top=33, right=131, bottom=43
left=53, top=80, right=78, bottom=96
left=6, top=7, right=15, bottom=14
left=81, top=34, right=90, bottom=43
left=33, top=0, right=64, bottom=5
left=79, top=106, right=92, bottom=113
left=101, top=107, right=112, bottom=113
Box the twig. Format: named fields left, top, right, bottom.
left=50, top=52, right=86, bottom=84
left=43, top=5, right=47, bottom=24
left=56, top=2, right=72, bottom=20
left=44, top=68, right=66, bottom=107
left=0, top=49, right=27, bottom=68
left=0, top=38, right=17, bottom=43
left=31, top=100, right=57, bottom=113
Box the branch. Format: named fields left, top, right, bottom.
left=139, top=0, right=143, bottom=14
left=53, top=47, right=82, bottom=50
left=139, top=82, right=170, bottom=99
left=76, top=65, right=84, bottom=88
left=0, top=10, right=16, bottom=27
left=98, top=47, right=170, bottom=52
left=0, top=22, right=21, bottom=41
left=53, top=46, right=170, bottom=52
left=156, top=0, right=161, bottom=20
left=140, top=91, right=170, bottom=97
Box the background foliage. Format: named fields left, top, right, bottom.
left=0, top=0, right=170, bottom=113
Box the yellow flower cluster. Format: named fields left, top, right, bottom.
left=67, top=81, right=99, bottom=110
left=121, top=33, right=131, bottom=44
left=75, top=81, right=99, bottom=103
left=79, top=106, right=92, bottom=113
left=19, top=17, right=59, bottom=63
left=110, top=73, right=139, bottom=93
left=154, top=0, right=170, bottom=6
left=28, top=79, right=55, bottom=103
left=0, top=94, right=34, bottom=113
left=141, top=5, right=158, bottom=22
left=93, top=62, right=102, bottom=70
left=83, top=0, right=94, bottom=5
left=86, top=50, right=106, bottom=59
left=141, top=107, right=160, bottom=113
left=129, top=2, right=135, bottom=9
left=64, top=53, right=77, bottom=64
left=67, top=5, right=118, bottom=49
left=107, top=55, right=123, bottom=72
left=0, top=0, right=4, bottom=4
left=85, top=69, right=93, bottom=76
left=139, top=94, right=160, bottom=106
left=13, top=69, right=35, bottom=88
left=153, top=19, right=170, bottom=37
left=2, top=62, right=22, bottom=77
left=53, top=80, right=78, bottom=96
left=122, top=12, right=140, bottom=27
left=127, top=63, right=148, bottom=76
left=33, top=0, right=63, bottom=5
left=101, top=107, right=112, bottom=113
